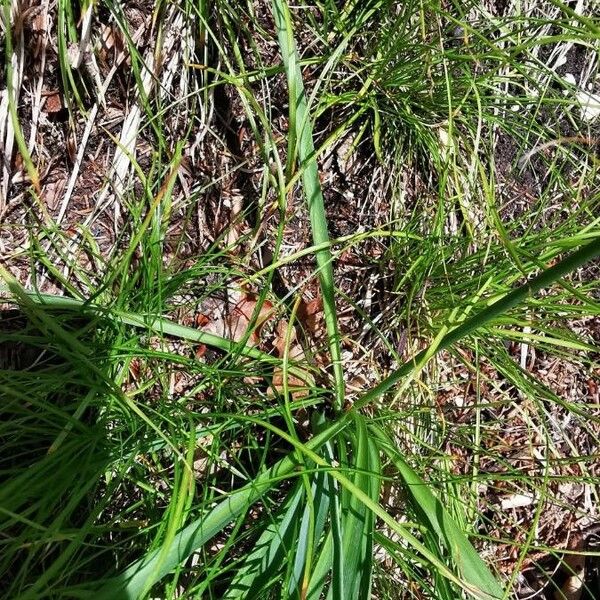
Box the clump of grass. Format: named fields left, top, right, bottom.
left=1, top=0, right=599, bottom=598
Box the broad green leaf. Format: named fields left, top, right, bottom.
left=358, top=432, right=382, bottom=600
left=288, top=463, right=332, bottom=598
left=306, top=531, right=333, bottom=600
left=325, top=437, right=345, bottom=600
left=328, top=414, right=380, bottom=600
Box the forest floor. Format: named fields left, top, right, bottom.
left=1, top=1, right=600, bottom=598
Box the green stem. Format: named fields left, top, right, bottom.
left=354, top=238, right=600, bottom=410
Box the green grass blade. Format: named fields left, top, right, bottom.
left=306, top=531, right=333, bottom=600
left=289, top=461, right=332, bottom=598
left=370, top=425, right=504, bottom=598
left=327, top=436, right=346, bottom=600
left=0, top=284, right=311, bottom=383
left=95, top=411, right=496, bottom=599
left=7, top=239, right=597, bottom=598
left=358, top=431, right=381, bottom=599
left=223, top=483, right=304, bottom=599
left=92, top=421, right=347, bottom=600
left=271, top=0, right=345, bottom=411
left=335, top=414, right=380, bottom=600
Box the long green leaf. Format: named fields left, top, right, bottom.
left=271, top=0, right=345, bottom=411
left=359, top=426, right=381, bottom=600
left=223, top=483, right=305, bottom=599
left=289, top=460, right=332, bottom=598
left=352, top=238, right=600, bottom=413
left=370, top=425, right=504, bottom=598
left=0, top=284, right=311, bottom=383
left=306, top=531, right=333, bottom=600
left=330, top=414, right=380, bottom=600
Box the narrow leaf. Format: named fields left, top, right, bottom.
left=371, top=425, right=504, bottom=598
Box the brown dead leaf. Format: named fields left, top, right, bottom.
left=228, top=294, right=274, bottom=345
left=97, top=23, right=126, bottom=72
left=272, top=320, right=314, bottom=400
left=297, top=296, right=323, bottom=337
left=14, top=153, right=23, bottom=172
left=42, top=179, right=66, bottom=211
left=99, top=24, right=124, bottom=57
left=555, top=565, right=584, bottom=600
left=193, top=434, right=214, bottom=478
left=199, top=290, right=275, bottom=346
left=273, top=320, right=302, bottom=358
left=195, top=290, right=314, bottom=399
left=43, top=90, right=63, bottom=114
left=194, top=313, right=210, bottom=327
left=553, top=532, right=587, bottom=600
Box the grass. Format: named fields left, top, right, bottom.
left=1, top=0, right=600, bottom=598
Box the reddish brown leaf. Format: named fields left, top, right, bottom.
left=197, top=291, right=275, bottom=347
left=43, top=90, right=64, bottom=114
left=297, top=296, right=323, bottom=337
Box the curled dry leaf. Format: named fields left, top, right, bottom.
left=297, top=295, right=323, bottom=338
left=272, top=320, right=314, bottom=400
left=198, top=290, right=275, bottom=346
left=42, top=179, right=66, bottom=211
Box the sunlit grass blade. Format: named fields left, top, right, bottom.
left=97, top=412, right=502, bottom=599
left=0, top=283, right=311, bottom=381
left=306, top=530, right=333, bottom=600
left=3, top=0, right=599, bottom=597
left=370, top=425, right=504, bottom=598
left=4, top=231, right=598, bottom=597
left=271, top=0, right=345, bottom=411
left=359, top=430, right=381, bottom=599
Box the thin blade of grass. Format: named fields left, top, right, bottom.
left=370, top=425, right=504, bottom=598
left=0, top=285, right=312, bottom=383
left=306, top=531, right=333, bottom=600
left=92, top=421, right=348, bottom=600
left=358, top=428, right=381, bottom=600
left=271, top=0, right=345, bottom=411
left=327, top=436, right=346, bottom=600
